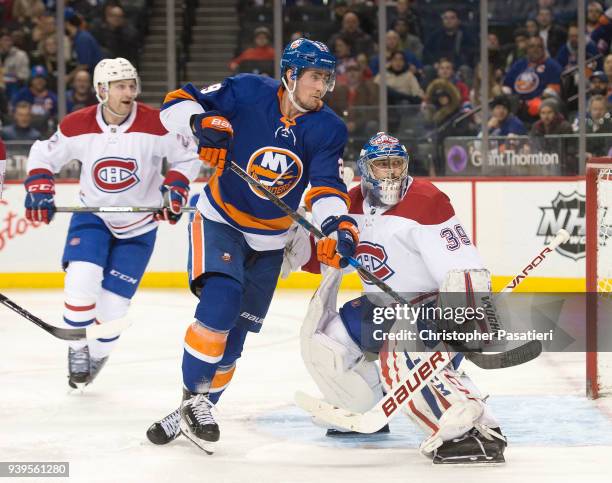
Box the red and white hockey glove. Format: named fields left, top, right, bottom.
left=154, top=171, right=190, bottom=225
left=190, top=111, right=233, bottom=177
left=24, top=169, right=56, bottom=224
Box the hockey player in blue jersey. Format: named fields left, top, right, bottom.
left=156, top=38, right=360, bottom=453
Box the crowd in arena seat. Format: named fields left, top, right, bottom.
left=0, top=0, right=150, bottom=139
left=236, top=0, right=612, bottom=175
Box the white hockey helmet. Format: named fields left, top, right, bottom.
left=93, top=57, right=141, bottom=104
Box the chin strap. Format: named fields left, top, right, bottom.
left=282, top=77, right=309, bottom=114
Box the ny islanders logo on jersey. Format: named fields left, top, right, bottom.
left=246, top=147, right=303, bottom=199
left=514, top=70, right=540, bottom=95
left=355, top=241, right=394, bottom=283
left=92, top=157, right=140, bottom=193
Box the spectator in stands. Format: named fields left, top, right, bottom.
left=503, top=35, right=562, bottom=122
left=30, top=34, right=76, bottom=93
left=587, top=1, right=605, bottom=35
left=526, top=18, right=540, bottom=38
left=1, top=100, right=41, bottom=140
left=332, top=35, right=355, bottom=86
left=604, top=53, right=612, bottom=80
left=470, top=62, right=504, bottom=108
left=431, top=58, right=469, bottom=106
left=31, top=10, right=56, bottom=46
left=422, top=78, right=461, bottom=128
left=579, top=94, right=612, bottom=157
left=91, top=4, right=140, bottom=65
left=536, top=7, right=567, bottom=58
left=391, top=18, right=422, bottom=61
left=66, top=69, right=96, bottom=112
left=328, top=11, right=374, bottom=57
left=557, top=23, right=600, bottom=70
left=65, top=11, right=104, bottom=73
left=531, top=98, right=572, bottom=135
left=330, top=0, right=349, bottom=32
left=325, top=59, right=378, bottom=138
left=505, top=28, right=530, bottom=70
left=228, top=26, right=274, bottom=73
left=374, top=51, right=423, bottom=105
left=387, top=0, right=422, bottom=41
left=369, top=30, right=421, bottom=77
left=12, top=0, right=44, bottom=25
left=485, top=95, right=527, bottom=136
left=487, top=33, right=506, bottom=73
left=423, top=8, right=476, bottom=70
left=589, top=71, right=609, bottom=97
left=11, top=65, right=57, bottom=135
left=0, top=29, right=29, bottom=99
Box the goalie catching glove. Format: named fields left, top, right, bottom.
left=190, top=111, right=233, bottom=177
left=154, top=171, right=190, bottom=224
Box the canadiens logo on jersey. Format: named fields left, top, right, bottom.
left=92, top=157, right=140, bottom=193
left=355, top=241, right=395, bottom=283
left=246, top=147, right=303, bottom=199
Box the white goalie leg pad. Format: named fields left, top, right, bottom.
left=301, top=269, right=383, bottom=418
left=381, top=343, right=489, bottom=450
left=439, top=268, right=492, bottom=294
left=64, top=261, right=104, bottom=350
left=88, top=288, right=131, bottom=359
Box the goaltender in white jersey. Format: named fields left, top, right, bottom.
left=24, top=58, right=200, bottom=389
left=282, top=132, right=507, bottom=464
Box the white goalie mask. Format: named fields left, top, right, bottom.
left=357, top=132, right=410, bottom=207
left=93, top=57, right=141, bottom=105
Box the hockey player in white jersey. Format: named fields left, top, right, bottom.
left=24, top=58, right=201, bottom=389
left=282, top=132, right=507, bottom=464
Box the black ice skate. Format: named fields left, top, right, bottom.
left=68, top=346, right=90, bottom=389
left=180, top=389, right=219, bottom=454
left=429, top=427, right=507, bottom=465
left=87, top=356, right=108, bottom=385
left=326, top=424, right=390, bottom=437
left=147, top=408, right=181, bottom=445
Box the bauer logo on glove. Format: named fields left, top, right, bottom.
left=191, top=111, right=234, bottom=178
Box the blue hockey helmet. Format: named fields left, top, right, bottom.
left=357, top=132, right=410, bottom=206
left=280, top=38, right=336, bottom=92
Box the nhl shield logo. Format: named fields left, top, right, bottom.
left=355, top=241, right=394, bottom=283
left=246, top=147, right=303, bottom=199
left=537, top=191, right=586, bottom=260
left=92, top=157, right=140, bottom=193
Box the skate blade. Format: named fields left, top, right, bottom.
left=180, top=421, right=215, bottom=455
left=432, top=455, right=506, bottom=465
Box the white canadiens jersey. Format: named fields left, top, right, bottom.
left=347, top=179, right=483, bottom=294
left=27, top=103, right=201, bottom=238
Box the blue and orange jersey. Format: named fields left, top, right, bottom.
left=161, top=74, right=349, bottom=239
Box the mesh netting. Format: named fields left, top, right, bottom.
left=597, top=168, right=612, bottom=294
left=595, top=166, right=612, bottom=397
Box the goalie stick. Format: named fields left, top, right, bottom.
left=0, top=293, right=131, bottom=341
left=294, top=229, right=571, bottom=431
left=230, top=160, right=556, bottom=370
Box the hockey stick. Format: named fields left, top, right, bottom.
left=0, top=293, right=131, bottom=341
left=294, top=230, right=571, bottom=431
left=230, top=160, right=544, bottom=369
left=295, top=350, right=453, bottom=434
left=55, top=206, right=196, bottom=213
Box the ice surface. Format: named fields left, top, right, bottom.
left=1, top=289, right=611, bottom=482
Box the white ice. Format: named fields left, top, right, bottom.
left=1, top=289, right=611, bottom=483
